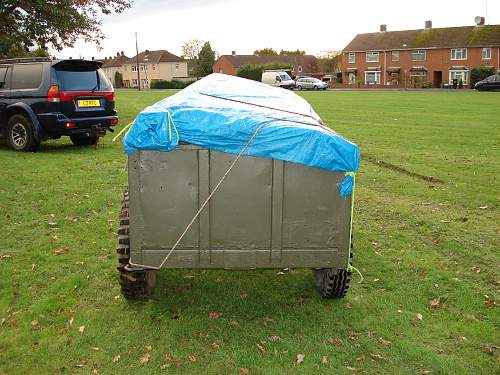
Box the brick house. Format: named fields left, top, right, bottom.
left=122, top=50, right=188, bottom=89
left=341, top=19, right=500, bottom=88
left=213, top=52, right=318, bottom=77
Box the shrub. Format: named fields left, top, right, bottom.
left=470, top=66, right=495, bottom=87
left=150, top=79, right=194, bottom=89
left=236, top=63, right=292, bottom=81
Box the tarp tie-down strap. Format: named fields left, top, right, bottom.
left=112, top=121, right=134, bottom=142
left=166, top=110, right=179, bottom=141
left=346, top=171, right=363, bottom=283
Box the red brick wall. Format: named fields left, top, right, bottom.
left=212, top=56, right=237, bottom=75
left=341, top=47, right=500, bottom=88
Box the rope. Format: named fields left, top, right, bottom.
left=112, top=121, right=133, bottom=142
left=345, top=171, right=363, bottom=283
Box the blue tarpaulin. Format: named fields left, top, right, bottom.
left=123, top=73, right=360, bottom=196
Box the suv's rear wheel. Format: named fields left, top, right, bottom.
left=7, top=114, right=40, bottom=152
left=70, top=134, right=99, bottom=146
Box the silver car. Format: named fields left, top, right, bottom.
left=295, top=77, right=328, bottom=90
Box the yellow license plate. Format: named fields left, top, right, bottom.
left=77, top=99, right=100, bottom=107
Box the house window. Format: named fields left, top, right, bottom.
left=412, top=50, right=426, bottom=61
left=219, top=68, right=223, bottom=73
left=132, top=79, right=138, bottom=86
left=449, top=70, right=468, bottom=84
left=152, top=64, right=156, bottom=70
left=175, top=63, right=180, bottom=71
left=348, top=72, right=356, bottom=84
left=348, top=52, right=355, bottom=63
left=482, top=48, right=492, bottom=60
left=131, top=65, right=137, bottom=72
left=392, top=51, right=399, bottom=62
left=365, top=71, right=381, bottom=84
left=410, top=71, right=427, bottom=84
left=366, top=51, right=379, bottom=63
left=451, top=48, right=467, bottom=60
left=298, top=65, right=302, bottom=73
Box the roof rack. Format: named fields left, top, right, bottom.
left=0, top=57, right=52, bottom=64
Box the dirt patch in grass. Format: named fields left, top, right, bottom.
left=362, top=154, right=445, bottom=184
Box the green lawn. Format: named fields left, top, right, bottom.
left=0, top=89, right=498, bottom=375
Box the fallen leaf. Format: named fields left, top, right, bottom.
left=238, top=369, right=250, bottom=375
left=112, top=354, right=121, bottom=363
left=295, top=353, right=304, bottom=365
left=355, top=355, right=366, bottom=361
left=416, top=313, right=423, bottom=321
left=239, top=290, right=247, bottom=299
left=208, top=311, right=223, bottom=320
left=31, top=320, right=38, bottom=326
left=430, top=297, right=441, bottom=308
left=268, top=335, right=281, bottom=341
left=78, top=325, right=85, bottom=334
left=160, top=364, right=171, bottom=370
left=91, top=347, right=99, bottom=351
left=186, top=355, right=196, bottom=362
left=211, top=341, right=221, bottom=349
left=479, top=205, right=488, bottom=209
left=416, top=369, right=430, bottom=375
left=145, top=344, right=152, bottom=351
left=370, top=353, right=385, bottom=360
left=321, top=355, right=328, bottom=364
left=53, top=248, right=69, bottom=256
left=328, top=337, right=342, bottom=345
left=140, top=352, right=150, bottom=364
left=263, top=317, right=274, bottom=326
left=229, top=320, right=239, bottom=326
left=10, top=319, right=17, bottom=327
left=276, top=271, right=285, bottom=276
left=378, top=337, right=392, bottom=346
left=162, top=353, right=182, bottom=367
left=484, top=300, right=497, bottom=308
left=256, top=343, right=265, bottom=353
left=69, top=317, right=74, bottom=326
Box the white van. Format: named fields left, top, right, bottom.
left=261, top=70, right=295, bottom=89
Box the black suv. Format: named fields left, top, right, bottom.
left=0, top=57, right=118, bottom=151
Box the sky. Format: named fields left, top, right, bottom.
left=56, top=0, right=500, bottom=59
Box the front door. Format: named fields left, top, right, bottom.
left=433, top=71, right=443, bottom=88
left=348, top=72, right=356, bottom=84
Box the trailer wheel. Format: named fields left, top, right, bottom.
left=312, top=235, right=354, bottom=299
left=116, top=191, right=157, bottom=299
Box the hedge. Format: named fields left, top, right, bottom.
left=236, top=63, right=292, bottom=81
left=150, top=79, right=194, bottom=89
left=470, top=66, right=495, bottom=87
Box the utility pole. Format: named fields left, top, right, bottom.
left=135, top=32, right=141, bottom=91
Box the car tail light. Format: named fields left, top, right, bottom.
left=103, top=92, right=115, bottom=101
left=65, top=122, right=76, bottom=128
left=47, top=85, right=61, bottom=102
left=110, top=118, right=118, bottom=125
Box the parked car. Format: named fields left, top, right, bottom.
left=475, top=74, right=500, bottom=91
left=295, top=77, right=328, bottom=90
left=0, top=57, right=118, bottom=151
left=261, top=70, right=295, bottom=89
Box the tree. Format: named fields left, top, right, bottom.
left=0, top=0, right=131, bottom=58
left=237, top=63, right=292, bottom=81
left=279, top=49, right=305, bottom=56
left=317, top=51, right=342, bottom=74
left=470, top=66, right=495, bottom=87
left=194, top=42, right=215, bottom=77
left=114, top=71, right=123, bottom=88
left=181, top=39, right=204, bottom=77
left=253, top=48, right=278, bottom=56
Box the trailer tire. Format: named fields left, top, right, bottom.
left=312, top=235, right=354, bottom=299
left=116, top=191, right=157, bottom=299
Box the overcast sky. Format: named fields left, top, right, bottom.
left=56, top=0, right=500, bottom=59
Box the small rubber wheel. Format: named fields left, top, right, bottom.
left=297, top=85, right=302, bottom=90
left=7, top=114, right=40, bottom=151
left=116, top=191, right=157, bottom=300
left=70, top=134, right=99, bottom=146
left=313, top=85, right=318, bottom=90
left=312, top=234, right=354, bottom=299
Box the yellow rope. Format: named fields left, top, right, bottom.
left=112, top=121, right=133, bottom=142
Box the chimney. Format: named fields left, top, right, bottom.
left=117, top=51, right=120, bottom=56
left=121, top=51, right=124, bottom=56
left=91, top=56, right=94, bottom=60
left=231, top=50, right=236, bottom=56
left=380, top=24, right=387, bottom=32
left=145, top=49, right=150, bottom=54
left=69, top=56, right=72, bottom=59
left=425, top=20, right=432, bottom=29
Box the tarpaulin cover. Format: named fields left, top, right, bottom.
left=123, top=73, right=360, bottom=196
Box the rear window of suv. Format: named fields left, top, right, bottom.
left=55, top=68, right=112, bottom=91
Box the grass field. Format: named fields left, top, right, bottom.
left=0, top=89, right=498, bottom=375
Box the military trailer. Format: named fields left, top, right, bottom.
left=116, top=74, right=360, bottom=300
